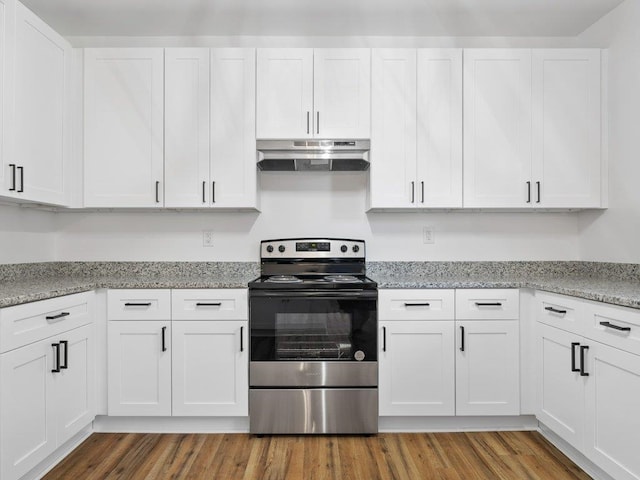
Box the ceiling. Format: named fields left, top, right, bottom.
left=21, top=0, right=624, bottom=37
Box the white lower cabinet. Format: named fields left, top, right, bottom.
left=0, top=323, right=94, bottom=480
left=379, top=321, right=455, bottom=416
left=107, top=320, right=172, bottom=416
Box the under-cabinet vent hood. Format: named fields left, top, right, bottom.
left=257, top=139, right=370, bottom=171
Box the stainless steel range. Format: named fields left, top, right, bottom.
left=248, top=238, right=378, bottom=435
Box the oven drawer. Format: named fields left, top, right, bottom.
left=172, top=289, right=247, bottom=320
left=378, top=289, right=455, bottom=321
left=455, top=289, right=519, bottom=320
left=250, top=361, right=377, bottom=387
left=250, top=388, right=378, bottom=434
left=107, top=289, right=171, bottom=320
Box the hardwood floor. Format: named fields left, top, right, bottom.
left=43, top=431, right=591, bottom=480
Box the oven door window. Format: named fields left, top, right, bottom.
left=250, top=296, right=377, bottom=362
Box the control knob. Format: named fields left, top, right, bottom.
left=266, top=245, right=274, bottom=253
left=352, top=245, right=360, bottom=253
left=278, top=245, right=286, bottom=253
left=340, top=245, right=348, bottom=253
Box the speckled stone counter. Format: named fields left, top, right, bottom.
left=1, top=261, right=640, bottom=310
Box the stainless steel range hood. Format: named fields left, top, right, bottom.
left=257, top=139, right=370, bottom=171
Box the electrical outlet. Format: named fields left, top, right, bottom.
left=203, top=231, right=214, bottom=247
left=423, top=227, right=435, bottom=244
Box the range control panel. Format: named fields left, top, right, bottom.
left=261, top=238, right=365, bottom=259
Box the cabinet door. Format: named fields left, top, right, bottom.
left=536, top=323, right=586, bottom=450
left=0, top=339, right=56, bottom=480
left=379, top=321, right=455, bottom=416
left=84, top=48, right=164, bottom=207
left=533, top=49, right=602, bottom=208
left=256, top=48, right=313, bottom=139
left=584, top=342, right=640, bottom=480
left=14, top=2, right=70, bottom=205
left=107, top=321, right=171, bottom=416
left=55, top=324, right=95, bottom=446
left=369, top=49, right=417, bottom=209
left=211, top=48, right=257, bottom=208
left=416, top=49, right=462, bottom=208
left=313, top=49, right=370, bottom=139
left=172, top=321, right=248, bottom=416
left=463, top=49, right=532, bottom=208
left=456, top=320, right=520, bottom=416
left=0, top=0, right=13, bottom=198
left=164, top=48, right=210, bottom=208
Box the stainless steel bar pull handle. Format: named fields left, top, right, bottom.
left=306, top=111, right=310, bottom=134
left=51, top=343, right=61, bottom=373
left=421, top=181, right=425, bottom=203
left=411, top=182, right=415, bottom=203
left=202, top=181, right=206, bottom=203
left=155, top=181, right=160, bottom=203
left=9, top=164, right=16, bottom=191
left=316, top=112, right=320, bottom=135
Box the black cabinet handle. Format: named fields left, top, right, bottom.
left=60, top=340, right=69, bottom=369
left=196, top=302, right=222, bottom=307
left=17, top=166, right=24, bottom=193
left=161, top=326, right=167, bottom=352
left=580, top=345, right=589, bottom=376
left=421, top=181, right=425, bottom=203
left=155, top=181, right=160, bottom=203
left=536, top=181, right=541, bottom=203
left=571, top=342, right=580, bottom=372
left=526, top=181, right=531, bottom=203
left=240, top=326, right=244, bottom=352
left=124, top=302, right=152, bottom=307
left=46, top=312, right=70, bottom=321
left=382, top=327, right=386, bottom=352
left=545, top=306, right=567, bottom=314
left=411, top=181, right=415, bottom=203
left=316, top=111, right=320, bottom=135
left=306, top=111, right=310, bottom=134
left=460, top=326, right=465, bottom=352
left=9, top=164, right=16, bottom=191
left=202, top=181, right=206, bottom=203
left=212, top=181, right=216, bottom=203
left=475, top=302, right=502, bottom=307
left=51, top=343, right=61, bottom=373
left=404, top=302, right=430, bottom=307
left=599, top=321, right=631, bottom=332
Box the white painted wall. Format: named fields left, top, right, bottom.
left=577, top=0, right=640, bottom=263
left=54, top=173, right=580, bottom=262
left=0, top=204, right=56, bottom=263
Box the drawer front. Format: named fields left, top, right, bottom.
left=378, top=290, right=455, bottom=320
left=455, top=289, right=519, bottom=320
left=0, top=291, right=94, bottom=353
left=585, top=302, right=640, bottom=356
left=535, top=291, right=585, bottom=335
left=171, top=289, right=248, bottom=320
left=107, top=289, right=171, bottom=320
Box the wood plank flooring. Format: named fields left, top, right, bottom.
left=43, top=431, right=592, bottom=480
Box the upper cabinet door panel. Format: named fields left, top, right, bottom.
left=463, top=49, right=532, bottom=208
left=14, top=2, right=70, bottom=205
left=84, top=48, right=164, bottom=208
left=256, top=48, right=313, bottom=139
left=417, top=49, right=462, bottom=208
left=164, top=48, right=210, bottom=208
left=370, top=49, right=417, bottom=209
left=313, top=49, right=370, bottom=139
left=0, top=0, right=10, bottom=197
left=533, top=49, right=602, bottom=208
left=210, top=48, right=257, bottom=208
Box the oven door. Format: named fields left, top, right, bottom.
left=249, top=289, right=377, bottom=387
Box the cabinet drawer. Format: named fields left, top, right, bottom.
left=378, top=290, right=455, bottom=320
left=107, top=289, right=171, bottom=320
left=171, top=289, right=248, bottom=320
left=0, top=292, right=94, bottom=353
left=455, top=289, right=519, bottom=320
left=585, top=302, right=640, bottom=356
left=536, top=292, right=584, bottom=335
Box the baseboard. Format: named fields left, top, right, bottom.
left=93, top=415, right=250, bottom=433
left=379, top=415, right=538, bottom=433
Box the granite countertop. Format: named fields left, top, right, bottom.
left=1, top=261, right=639, bottom=310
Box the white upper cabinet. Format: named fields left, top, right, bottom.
left=532, top=49, right=602, bottom=208
left=369, top=49, right=462, bottom=209
left=210, top=48, right=257, bottom=208
left=84, top=48, right=164, bottom=208
left=256, top=48, right=370, bottom=139
left=463, top=49, right=532, bottom=208
left=12, top=1, right=70, bottom=205
left=164, top=48, right=210, bottom=208
left=0, top=0, right=11, bottom=198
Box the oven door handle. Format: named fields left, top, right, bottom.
left=249, top=290, right=378, bottom=299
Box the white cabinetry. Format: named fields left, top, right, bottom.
left=369, top=49, right=462, bottom=209
left=256, top=48, right=370, bottom=139
left=536, top=291, right=640, bottom=480
left=0, top=292, right=95, bottom=480
left=464, top=49, right=603, bottom=208
left=0, top=0, right=12, bottom=197
left=84, top=48, right=164, bottom=208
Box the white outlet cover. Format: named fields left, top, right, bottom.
left=423, top=227, right=435, bottom=244
left=203, top=231, right=214, bottom=247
